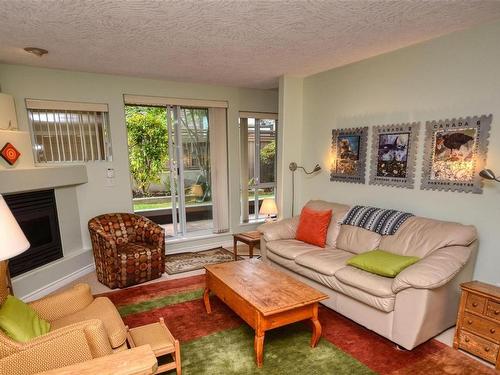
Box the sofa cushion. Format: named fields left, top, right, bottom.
left=336, top=225, right=381, bottom=254
left=296, top=207, right=332, bottom=247
left=266, top=239, right=320, bottom=260
left=50, top=297, right=127, bottom=348
left=347, top=250, right=419, bottom=278
left=304, top=200, right=351, bottom=247
left=335, top=266, right=395, bottom=298
left=295, top=249, right=353, bottom=276
left=334, top=281, right=395, bottom=312
left=378, top=216, right=477, bottom=258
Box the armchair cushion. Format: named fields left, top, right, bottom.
left=50, top=297, right=127, bottom=349
left=29, top=283, right=94, bottom=322
left=392, top=245, right=471, bottom=293
left=0, top=295, right=50, bottom=342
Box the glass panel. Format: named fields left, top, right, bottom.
left=258, top=119, right=276, bottom=184
left=178, top=107, right=213, bottom=233
left=126, top=105, right=175, bottom=235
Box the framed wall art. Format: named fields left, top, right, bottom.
left=421, top=114, right=492, bottom=194
left=369, top=122, right=419, bottom=188
left=330, top=127, right=368, bottom=184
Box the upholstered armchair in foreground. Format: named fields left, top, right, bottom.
left=88, top=213, right=165, bottom=289
left=0, top=283, right=128, bottom=374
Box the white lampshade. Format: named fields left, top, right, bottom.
left=0, top=195, right=30, bottom=261
left=259, top=198, right=278, bottom=216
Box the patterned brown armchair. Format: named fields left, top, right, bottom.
left=88, top=213, right=165, bottom=289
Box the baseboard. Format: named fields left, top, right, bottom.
left=20, top=263, right=95, bottom=302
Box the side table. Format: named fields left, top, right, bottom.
left=453, top=280, right=500, bottom=369
left=232, top=231, right=261, bottom=260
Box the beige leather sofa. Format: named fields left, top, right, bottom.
left=258, top=200, right=478, bottom=350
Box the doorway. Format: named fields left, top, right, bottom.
left=126, top=105, right=213, bottom=238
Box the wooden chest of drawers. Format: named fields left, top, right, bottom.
left=453, top=281, right=500, bottom=369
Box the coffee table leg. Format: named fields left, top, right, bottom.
left=254, top=329, right=265, bottom=368
left=310, top=304, right=322, bottom=347
left=203, top=287, right=212, bottom=314
left=233, top=238, right=238, bottom=260
left=249, top=243, right=254, bottom=258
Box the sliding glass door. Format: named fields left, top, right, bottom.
left=126, top=105, right=213, bottom=238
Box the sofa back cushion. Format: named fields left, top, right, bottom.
left=378, top=216, right=477, bottom=258
left=336, top=225, right=382, bottom=254
left=304, top=200, right=351, bottom=247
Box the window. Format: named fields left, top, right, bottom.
left=239, top=112, right=278, bottom=222
left=26, top=99, right=112, bottom=163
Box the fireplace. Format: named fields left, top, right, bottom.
left=4, top=190, right=63, bottom=277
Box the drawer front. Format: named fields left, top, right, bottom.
left=466, top=293, right=486, bottom=314
left=463, top=312, right=500, bottom=342
left=459, top=331, right=499, bottom=363
left=486, top=300, right=500, bottom=322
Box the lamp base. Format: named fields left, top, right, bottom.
left=0, top=260, right=13, bottom=298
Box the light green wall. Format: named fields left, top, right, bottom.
left=0, top=64, right=278, bottom=295
left=289, top=21, right=500, bottom=284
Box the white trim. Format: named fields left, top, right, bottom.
left=239, top=111, right=278, bottom=120
left=25, top=99, right=108, bottom=112
left=124, top=94, right=228, bottom=108
left=19, top=263, right=95, bottom=302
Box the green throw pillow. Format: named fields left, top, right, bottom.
left=347, top=249, right=419, bottom=278
left=0, top=295, right=50, bottom=342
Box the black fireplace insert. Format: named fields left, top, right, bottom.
left=4, top=190, right=63, bottom=277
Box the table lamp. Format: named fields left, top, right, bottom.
left=259, top=198, right=278, bottom=222
left=0, top=194, right=30, bottom=295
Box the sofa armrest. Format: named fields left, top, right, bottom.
left=29, top=284, right=94, bottom=321
left=392, top=245, right=472, bottom=293
left=0, top=320, right=113, bottom=374
left=257, top=217, right=299, bottom=242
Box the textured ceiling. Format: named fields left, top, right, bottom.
left=1, top=1, right=500, bottom=89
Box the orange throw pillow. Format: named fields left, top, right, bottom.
left=295, top=207, right=332, bottom=248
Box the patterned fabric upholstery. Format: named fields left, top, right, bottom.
left=89, top=213, right=165, bottom=289
left=0, top=283, right=119, bottom=373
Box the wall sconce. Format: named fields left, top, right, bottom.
left=289, top=162, right=322, bottom=215
left=479, top=169, right=500, bottom=183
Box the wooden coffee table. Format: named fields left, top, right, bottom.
left=203, top=259, right=327, bottom=367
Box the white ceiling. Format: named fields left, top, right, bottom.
left=1, top=1, right=500, bottom=89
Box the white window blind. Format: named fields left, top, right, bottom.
left=26, top=99, right=112, bottom=163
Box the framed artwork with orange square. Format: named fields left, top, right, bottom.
left=1, top=142, right=21, bottom=165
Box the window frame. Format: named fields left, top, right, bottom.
left=26, top=99, right=112, bottom=164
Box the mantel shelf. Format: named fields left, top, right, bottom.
left=0, top=165, right=88, bottom=194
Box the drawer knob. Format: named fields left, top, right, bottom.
left=484, top=347, right=490, bottom=352
left=472, top=302, right=478, bottom=307
left=490, top=328, right=496, bottom=334
left=465, top=337, right=470, bottom=343
left=467, top=320, right=473, bottom=325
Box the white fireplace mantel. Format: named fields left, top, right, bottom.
left=0, top=165, right=88, bottom=194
